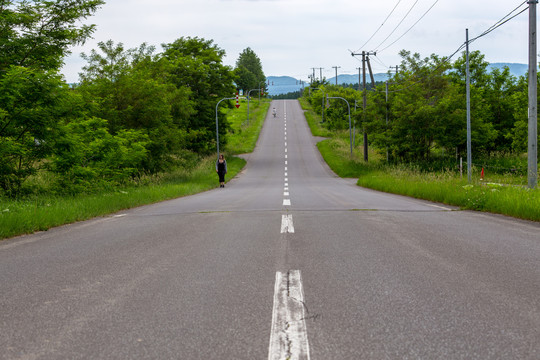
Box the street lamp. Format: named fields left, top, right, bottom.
left=327, top=94, right=352, bottom=156
left=215, top=96, right=235, bottom=159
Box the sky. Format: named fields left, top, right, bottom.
left=61, top=0, right=532, bottom=83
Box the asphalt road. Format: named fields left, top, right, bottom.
left=1, top=100, right=539, bottom=359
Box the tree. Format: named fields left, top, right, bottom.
left=0, top=0, right=103, bottom=196
left=234, top=47, right=266, bottom=94
left=162, top=37, right=236, bottom=154
left=0, top=0, right=104, bottom=73
left=78, top=40, right=194, bottom=172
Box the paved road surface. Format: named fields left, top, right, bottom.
left=1, top=100, right=539, bottom=359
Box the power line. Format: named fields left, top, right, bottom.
left=355, top=0, right=403, bottom=53
left=372, top=0, right=420, bottom=51
left=379, top=0, right=441, bottom=53
left=469, top=2, right=528, bottom=44
left=384, top=1, right=528, bottom=94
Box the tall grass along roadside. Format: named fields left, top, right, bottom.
left=304, top=99, right=540, bottom=222
left=0, top=157, right=246, bottom=239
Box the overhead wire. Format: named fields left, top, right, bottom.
left=382, top=1, right=529, bottom=94
left=379, top=0, right=441, bottom=53
left=372, top=0, right=420, bottom=51
left=355, top=0, right=403, bottom=53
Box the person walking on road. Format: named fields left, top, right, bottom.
left=216, top=154, right=227, bottom=188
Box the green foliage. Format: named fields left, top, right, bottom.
left=305, top=49, right=536, bottom=164
left=51, top=117, right=149, bottom=194
left=0, top=0, right=104, bottom=197
left=0, top=0, right=104, bottom=72
left=77, top=40, right=195, bottom=173
left=234, top=47, right=266, bottom=94
left=0, top=66, right=67, bottom=196
left=162, top=37, right=236, bottom=154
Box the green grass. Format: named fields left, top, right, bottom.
left=0, top=156, right=246, bottom=239
left=305, top=98, right=540, bottom=222
left=225, top=98, right=270, bottom=154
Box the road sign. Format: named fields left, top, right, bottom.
left=235, top=93, right=240, bottom=108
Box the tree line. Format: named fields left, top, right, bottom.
left=0, top=0, right=265, bottom=197
left=306, top=50, right=537, bottom=164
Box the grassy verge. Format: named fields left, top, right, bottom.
left=304, top=99, right=540, bottom=222
left=225, top=98, right=270, bottom=154
left=0, top=156, right=246, bottom=239
left=0, top=99, right=270, bottom=240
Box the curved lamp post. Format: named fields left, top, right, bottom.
left=327, top=94, right=352, bottom=156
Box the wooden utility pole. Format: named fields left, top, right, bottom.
left=351, top=51, right=376, bottom=161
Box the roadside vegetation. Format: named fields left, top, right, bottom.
left=0, top=1, right=268, bottom=239
left=300, top=50, right=540, bottom=222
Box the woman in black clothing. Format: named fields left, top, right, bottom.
left=216, top=154, right=227, bottom=188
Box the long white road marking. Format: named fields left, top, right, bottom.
left=283, top=199, right=291, bottom=206
left=284, top=192, right=289, bottom=197
left=269, top=270, right=310, bottom=360
left=280, top=214, right=295, bottom=233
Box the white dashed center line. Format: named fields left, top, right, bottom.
left=268, top=270, right=310, bottom=360
left=280, top=214, right=294, bottom=233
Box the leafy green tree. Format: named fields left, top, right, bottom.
left=0, top=67, right=67, bottom=195
left=234, top=47, right=266, bottom=93
left=0, top=0, right=104, bottom=72
left=51, top=117, right=149, bottom=194
left=162, top=37, right=236, bottom=154
left=0, top=0, right=103, bottom=196
left=78, top=40, right=194, bottom=172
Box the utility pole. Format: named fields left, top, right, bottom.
left=310, top=68, right=317, bottom=85
left=362, top=52, right=368, bottom=161
left=386, top=81, right=389, bottom=162
left=466, top=29, right=472, bottom=184
left=318, top=67, right=324, bottom=81
left=351, top=51, right=376, bottom=161
left=528, top=0, right=538, bottom=188
left=332, top=66, right=341, bottom=85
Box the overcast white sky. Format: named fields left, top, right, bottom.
left=61, top=0, right=532, bottom=83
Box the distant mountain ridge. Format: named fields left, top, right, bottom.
left=267, top=63, right=528, bottom=96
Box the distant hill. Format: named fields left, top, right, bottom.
left=266, top=76, right=305, bottom=96
left=487, top=63, right=528, bottom=78
left=266, top=63, right=528, bottom=95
